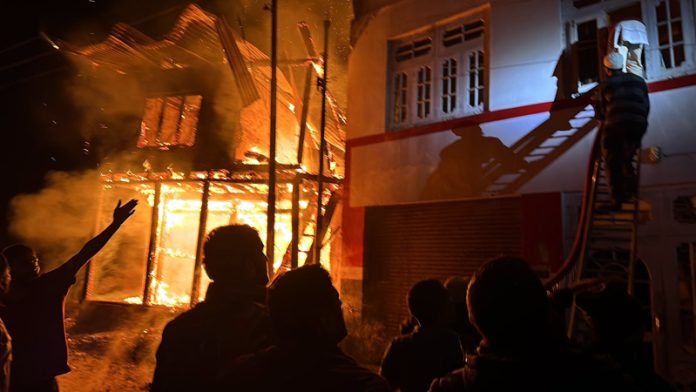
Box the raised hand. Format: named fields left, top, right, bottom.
left=113, top=199, right=138, bottom=226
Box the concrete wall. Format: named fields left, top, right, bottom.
left=346, top=0, right=696, bottom=208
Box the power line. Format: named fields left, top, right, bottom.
left=0, top=50, right=58, bottom=73
left=0, top=3, right=189, bottom=74
left=0, top=66, right=68, bottom=91
left=0, top=37, right=41, bottom=55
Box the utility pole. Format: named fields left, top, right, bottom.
left=315, top=19, right=330, bottom=265
left=266, top=0, right=278, bottom=277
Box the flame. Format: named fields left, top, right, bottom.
left=115, top=180, right=331, bottom=307
left=312, top=61, right=325, bottom=78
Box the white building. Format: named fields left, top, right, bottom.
left=343, top=0, right=696, bottom=383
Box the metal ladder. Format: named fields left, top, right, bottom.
left=544, top=132, right=646, bottom=337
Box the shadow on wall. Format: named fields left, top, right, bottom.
left=420, top=53, right=598, bottom=201
left=420, top=125, right=526, bottom=200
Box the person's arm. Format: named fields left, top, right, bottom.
left=55, top=199, right=137, bottom=279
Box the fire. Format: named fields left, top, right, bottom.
left=104, top=174, right=332, bottom=308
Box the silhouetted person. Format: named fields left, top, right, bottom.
left=0, top=255, right=12, bottom=392
left=429, top=257, right=634, bottom=391
left=0, top=199, right=137, bottom=392
left=422, top=126, right=527, bottom=200
left=444, top=276, right=480, bottom=353
left=577, top=282, right=674, bottom=391
left=221, top=264, right=389, bottom=392
left=151, top=225, right=272, bottom=392
left=380, top=279, right=463, bottom=392
left=596, top=52, right=650, bottom=210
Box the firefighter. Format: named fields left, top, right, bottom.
left=596, top=51, right=650, bottom=211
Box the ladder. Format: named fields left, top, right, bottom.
left=543, top=131, right=647, bottom=336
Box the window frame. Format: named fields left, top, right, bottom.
left=644, top=0, right=696, bottom=80
left=138, top=94, right=203, bottom=150
left=387, top=14, right=487, bottom=131
left=563, top=0, right=696, bottom=88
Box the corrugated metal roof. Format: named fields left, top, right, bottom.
left=58, top=3, right=345, bottom=170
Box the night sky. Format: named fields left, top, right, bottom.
left=0, top=0, right=352, bottom=242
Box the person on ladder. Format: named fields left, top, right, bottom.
left=595, top=51, right=650, bottom=211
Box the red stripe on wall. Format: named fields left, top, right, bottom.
left=648, top=74, right=696, bottom=93
left=346, top=73, right=696, bottom=149
left=341, top=147, right=366, bottom=269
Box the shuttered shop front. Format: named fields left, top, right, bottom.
left=363, top=196, right=522, bottom=335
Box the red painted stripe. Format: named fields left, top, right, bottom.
left=648, top=73, right=696, bottom=93
left=347, top=101, right=554, bottom=148
left=346, top=73, right=696, bottom=149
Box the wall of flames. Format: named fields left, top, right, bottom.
left=91, top=170, right=333, bottom=308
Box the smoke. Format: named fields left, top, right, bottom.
left=65, top=65, right=145, bottom=161
left=8, top=170, right=101, bottom=271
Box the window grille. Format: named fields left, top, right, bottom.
left=416, top=66, right=432, bottom=119
left=443, top=19, right=485, bottom=47
left=468, top=50, right=485, bottom=109
left=138, top=95, right=202, bottom=149
left=393, top=72, right=408, bottom=124
left=395, top=37, right=433, bottom=62
left=442, top=58, right=458, bottom=113
left=656, top=0, right=685, bottom=69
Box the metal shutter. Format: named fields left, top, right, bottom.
left=363, top=196, right=522, bottom=336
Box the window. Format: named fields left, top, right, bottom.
left=395, top=38, right=433, bottom=62
left=468, top=50, right=485, bottom=109
left=393, top=72, right=408, bottom=125
left=138, top=95, right=202, bottom=149
left=388, top=14, right=486, bottom=130
left=416, top=66, right=432, bottom=119
left=564, top=0, right=696, bottom=85
left=576, top=19, right=601, bottom=85
left=442, top=59, right=457, bottom=113
left=656, top=0, right=686, bottom=68
left=442, top=19, right=484, bottom=47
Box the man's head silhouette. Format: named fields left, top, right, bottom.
left=203, top=225, right=268, bottom=286
left=467, top=256, right=549, bottom=352
left=2, top=244, right=40, bottom=284
left=267, top=264, right=347, bottom=346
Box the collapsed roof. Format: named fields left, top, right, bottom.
left=59, top=4, right=345, bottom=174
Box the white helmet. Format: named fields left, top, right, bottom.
left=603, top=52, right=625, bottom=70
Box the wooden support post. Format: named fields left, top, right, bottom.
left=143, top=182, right=162, bottom=305
left=291, top=178, right=301, bottom=269
left=297, top=65, right=313, bottom=164
left=315, top=19, right=330, bottom=265
left=266, top=0, right=278, bottom=277
left=190, top=178, right=210, bottom=306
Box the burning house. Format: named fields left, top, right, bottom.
left=58, top=4, right=345, bottom=309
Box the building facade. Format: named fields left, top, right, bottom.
left=344, top=0, right=696, bottom=383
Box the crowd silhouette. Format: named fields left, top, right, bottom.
left=0, top=197, right=674, bottom=391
